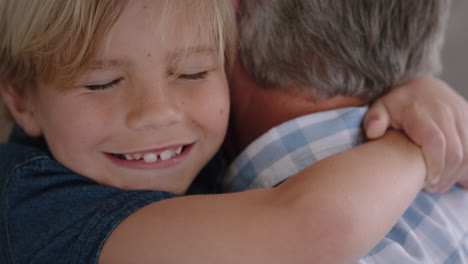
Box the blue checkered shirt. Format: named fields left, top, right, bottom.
left=223, top=106, right=468, bottom=263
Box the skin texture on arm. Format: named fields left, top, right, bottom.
left=99, top=131, right=425, bottom=264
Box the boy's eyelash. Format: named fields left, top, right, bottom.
left=178, top=71, right=208, bottom=80
left=83, top=72, right=206, bottom=91
left=85, top=78, right=122, bottom=91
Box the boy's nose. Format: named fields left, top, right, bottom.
left=125, top=87, right=183, bottom=131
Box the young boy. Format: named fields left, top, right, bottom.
left=0, top=0, right=461, bottom=263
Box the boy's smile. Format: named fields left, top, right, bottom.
left=105, top=142, right=194, bottom=170
left=20, top=1, right=230, bottom=194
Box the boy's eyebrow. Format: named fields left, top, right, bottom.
left=167, top=46, right=215, bottom=63
left=87, top=46, right=215, bottom=70
left=89, top=59, right=128, bottom=70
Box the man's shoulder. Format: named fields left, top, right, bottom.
left=361, top=187, right=468, bottom=263
left=224, top=106, right=369, bottom=192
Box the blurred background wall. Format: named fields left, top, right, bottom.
left=441, top=0, right=468, bottom=98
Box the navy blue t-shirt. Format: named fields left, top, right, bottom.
left=0, top=126, right=225, bottom=263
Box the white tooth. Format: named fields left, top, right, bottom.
left=124, top=154, right=133, bottom=161
left=143, top=153, right=158, bottom=163
left=133, top=154, right=142, bottom=160
left=160, top=150, right=173, bottom=160
left=175, top=146, right=182, bottom=155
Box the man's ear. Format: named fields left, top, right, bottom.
left=0, top=83, right=42, bottom=137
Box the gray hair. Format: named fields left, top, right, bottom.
left=237, top=0, right=451, bottom=100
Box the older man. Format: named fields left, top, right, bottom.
left=225, top=0, right=468, bottom=262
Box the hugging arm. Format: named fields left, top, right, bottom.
left=99, top=131, right=425, bottom=264
left=364, top=76, right=468, bottom=192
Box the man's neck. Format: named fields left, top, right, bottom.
left=225, top=61, right=366, bottom=160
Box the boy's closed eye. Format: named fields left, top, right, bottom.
left=85, top=78, right=123, bottom=91
left=176, top=71, right=209, bottom=80
left=82, top=70, right=209, bottom=92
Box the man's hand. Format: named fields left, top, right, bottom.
left=363, top=76, right=468, bottom=193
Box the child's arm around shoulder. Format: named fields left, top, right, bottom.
left=364, top=76, right=468, bottom=192
left=99, top=131, right=425, bottom=264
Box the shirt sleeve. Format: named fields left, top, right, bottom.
left=0, top=151, right=176, bottom=264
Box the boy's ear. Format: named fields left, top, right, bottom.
left=0, top=83, right=42, bottom=137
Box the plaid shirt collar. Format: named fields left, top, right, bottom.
left=223, top=106, right=368, bottom=192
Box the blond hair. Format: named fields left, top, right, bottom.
left=158, top=0, right=237, bottom=79
left=0, top=0, right=125, bottom=90
left=0, top=0, right=237, bottom=92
